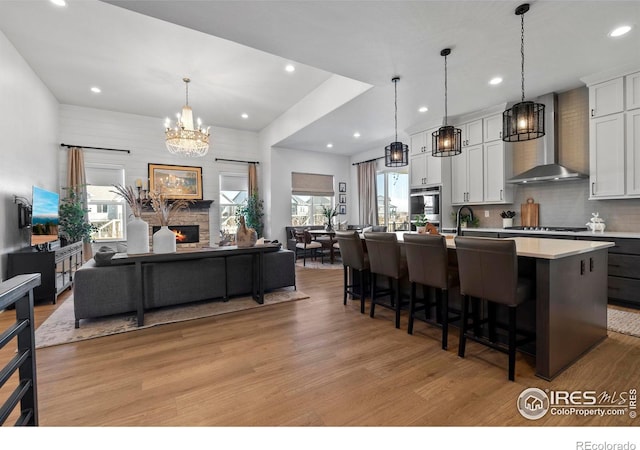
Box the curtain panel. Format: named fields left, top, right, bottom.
left=357, top=161, right=377, bottom=225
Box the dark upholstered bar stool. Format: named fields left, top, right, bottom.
left=403, top=234, right=459, bottom=350
left=364, top=232, right=409, bottom=329
left=454, top=237, right=535, bottom=381
left=335, top=231, right=369, bottom=313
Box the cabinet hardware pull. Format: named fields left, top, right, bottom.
left=500, top=189, right=503, bottom=200
left=499, top=131, right=502, bottom=139
left=591, top=109, right=595, bottom=117
left=590, top=257, right=594, bottom=272
left=591, top=182, right=595, bottom=196
left=580, top=260, right=585, bottom=275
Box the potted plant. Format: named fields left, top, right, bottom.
left=500, top=210, right=516, bottom=228
left=59, top=186, right=97, bottom=245
left=236, top=192, right=264, bottom=238
left=321, top=205, right=338, bottom=231
left=413, top=214, right=428, bottom=234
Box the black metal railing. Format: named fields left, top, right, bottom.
left=0, top=273, right=41, bottom=426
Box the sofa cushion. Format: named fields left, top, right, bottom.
left=94, top=246, right=116, bottom=266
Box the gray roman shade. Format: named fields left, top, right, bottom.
left=220, top=173, right=248, bottom=192
left=85, top=165, right=124, bottom=186
left=291, top=172, right=334, bottom=196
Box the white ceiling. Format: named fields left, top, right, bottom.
left=1, top=0, right=639, bottom=157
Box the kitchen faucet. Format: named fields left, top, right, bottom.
left=456, top=205, right=474, bottom=235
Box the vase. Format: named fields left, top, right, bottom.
left=502, top=218, right=514, bottom=228
left=153, top=225, right=176, bottom=254
left=126, top=216, right=150, bottom=254
left=325, top=221, right=334, bottom=232
left=416, top=226, right=427, bottom=234
left=236, top=216, right=257, bottom=248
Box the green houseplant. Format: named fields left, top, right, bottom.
left=237, top=192, right=264, bottom=238
left=59, top=186, right=97, bottom=244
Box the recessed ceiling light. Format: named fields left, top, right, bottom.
left=353, top=132, right=360, bottom=138
left=418, top=106, right=428, bottom=113
left=241, top=113, right=249, bottom=119
left=489, top=77, right=503, bottom=85
left=285, top=64, right=295, bottom=72
left=326, top=143, right=333, bottom=148
left=90, top=87, right=101, bottom=93
left=609, top=25, right=632, bottom=37
left=50, top=0, right=66, bottom=6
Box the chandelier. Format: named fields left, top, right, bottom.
left=164, top=77, right=210, bottom=157
left=432, top=48, right=462, bottom=157
left=502, top=3, right=545, bottom=142
left=385, top=77, right=409, bottom=167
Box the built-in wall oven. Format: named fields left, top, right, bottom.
left=410, top=186, right=441, bottom=230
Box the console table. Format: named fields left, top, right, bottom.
left=7, top=241, right=83, bottom=304
left=111, top=244, right=281, bottom=326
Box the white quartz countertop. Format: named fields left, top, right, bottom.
left=392, top=232, right=614, bottom=259
left=463, top=227, right=640, bottom=239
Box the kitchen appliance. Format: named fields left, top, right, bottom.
left=505, top=226, right=588, bottom=232
left=410, top=186, right=441, bottom=230
left=507, top=93, right=588, bottom=184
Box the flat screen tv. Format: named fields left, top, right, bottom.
left=31, top=186, right=60, bottom=247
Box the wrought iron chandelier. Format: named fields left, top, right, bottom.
left=164, top=78, right=210, bottom=157
left=385, top=77, right=409, bottom=167
left=502, top=3, right=545, bottom=142
left=432, top=48, right=462, bottom=157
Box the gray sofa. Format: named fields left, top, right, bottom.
left=73, top=249, right=296, bottom=327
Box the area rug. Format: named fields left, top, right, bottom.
left=607, top=307, right=640, bottom=338
left=35, top=289, right=309, bottom=349
left=295, top=259, right=342, bottom=269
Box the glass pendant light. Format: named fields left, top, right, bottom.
left=432, top=48, right=462, bottom=157
left=502, top=3, right=545, bottom=142
left=385, top=77, right=409, bottom=167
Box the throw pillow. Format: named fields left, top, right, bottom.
left=362, top=226, right=373, bottom=233
left=94, top=247, right=116, bottom=267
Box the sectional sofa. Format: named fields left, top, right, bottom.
left=73, top=248, right=296, bottom=327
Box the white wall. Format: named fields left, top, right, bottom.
left=269, top=147, right=351, bottom=245
left=0, top=29, right=59, bottom=280
left=58, top=105, right=260, bottom=244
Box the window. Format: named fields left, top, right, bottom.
left=219, top=173, right=248, bottom=236
left=85, top=165, right=125, bottom=241
left=291, top=172, right=334, bottom=225
left=376, top=171, right=409, bottom=231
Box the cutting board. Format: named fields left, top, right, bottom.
left=521, top=198, right=539, bottom=227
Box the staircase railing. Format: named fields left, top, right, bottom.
left=0, top=273, right=41, bottom=426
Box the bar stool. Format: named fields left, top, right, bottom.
left=334, top=231, right=369, bottom=313
left=403, top=234, right=459, bottom=350
left=454, top=236, right=535, bottom=381
left=364, top=232, right=409, bottom=329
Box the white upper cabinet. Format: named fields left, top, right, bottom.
left=409, top=127, right=442, bottom=188
left=451, top=145, right=483, bottom=204
left=627, top=109, right=640, bottom=195
left=484, top=141, right=512, bottom=203
left=627, top=71, right=640, bottom=111
left=586, top=69, right=640, bottom=199
left=459, top=119, right=483, bottom=147
left=484, top=113, right=503, bottom=142
left=589, top=113, right=625, bottom=198
left=589, top=77, right=624, bottom=118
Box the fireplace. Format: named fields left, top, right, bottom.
left=141, top=200, right=213, bottom=248
left=152, top=225, right=199, bottom=244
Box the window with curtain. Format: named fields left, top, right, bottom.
left=85, top=165, right=125, bottom=241
left=220, top=173, right=248, bottom=235
left=376, top=171, right=409, bottom=231
left=291, top=172, right=334, bottom=226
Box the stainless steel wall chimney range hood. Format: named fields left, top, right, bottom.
left=507, top=93, right=587, bottom=184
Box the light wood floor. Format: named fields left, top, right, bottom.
left=1, top=266, right=639, bottom=426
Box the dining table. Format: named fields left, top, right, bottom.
left=388, top=231, right=614, bottom=380
left=307, top=229, right=338, bottom=264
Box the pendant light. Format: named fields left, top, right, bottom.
left=384, top=77, right=409, bottom=167
left=502, top=3, right=545, bottom=142
left=432, top=48, right=462, bottom=157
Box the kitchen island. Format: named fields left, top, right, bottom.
left=396, top=233, right=614, bottom=380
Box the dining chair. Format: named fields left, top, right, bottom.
left=335, top=231, right=369, bottom=313
left=403, top=234, right=459, bottom=350
left=294, top=230, right=323, bottom=266
left=454, top=236, right=535, bottom=381
left=364, top=231, right=410, bottom=328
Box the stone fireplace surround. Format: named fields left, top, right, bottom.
left=141, top=200, right=213, bottom=249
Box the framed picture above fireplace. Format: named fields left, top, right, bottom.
left=148, top=163, right=203, bottom=200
